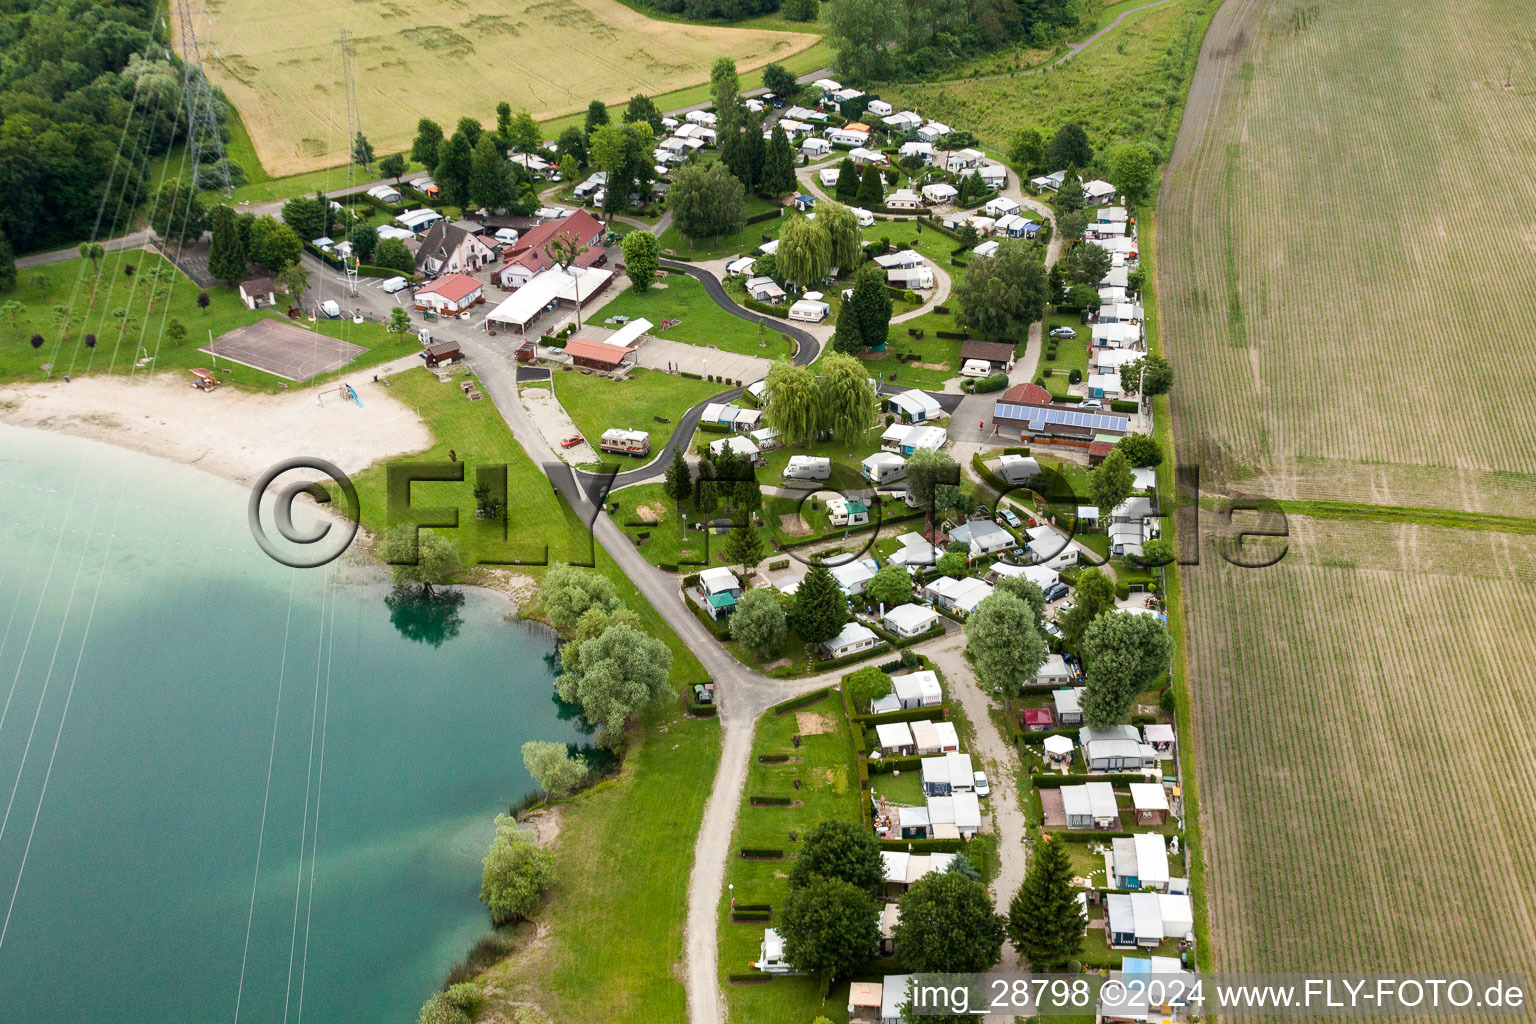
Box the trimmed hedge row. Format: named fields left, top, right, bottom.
left=771, top=688, right=833, bottom=714
left=972, top=373, right=1009, bottom=394
left=1032, top=773, right=1148, bottom=788
left=935, top=329, right=970, bottom=340
left=685, top=597, right=732, bottom=639
left=877, top=836, right=970, bottom=853
left=750, top=795, right=794, bottom=806
left=1018, top=728, right=1081, bottom=744
left=687, top=701, right=719, bottom=717
left=741, top=295, right=786, bottom=318
left=745, top=207, right=784, bottom=225
left=739, top=848, right=785, bottom=859
left=731, top=909, right=772, bottom=921
left=857, top=703, right=948, bottom=728
left=1110, top=399, right=1138, bottom=413
left=868, top=754, right=922, bottom=776
left=697, top=421, right=732, bottom=434
left=1047, top=829, right=1134, bottom=842
left=772, top=642, right=890, bottom=678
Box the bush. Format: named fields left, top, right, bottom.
left=1159, top=689, right=1176, bottom=714
left=1068, top=368, right=1082, bottom=384
left=750, top=795, right=794, bottom=805
left=745, top=207, right=784, bottom=225
left=973, top=373, right=1009, bottom=393
left=418, top=994, right=471, bottom=1024
left=1115, top=581, right=1131, bottom=600
left=1032, top=773, right=1148, bottom=788
left=1110, top=400, right=1139, bottom=413
left=740, top=847, right=786, bottom=859
left=935, top=329, right=970, bottom=340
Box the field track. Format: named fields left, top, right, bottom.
left=181, top=0, right=815, bottom=176
left=1158, top=0, right=1536, bottom=512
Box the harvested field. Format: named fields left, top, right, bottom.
left=1184, top=516, right=1536, bottom=982
left=182, top=0, right=815, bottom=175
left=1158, top=0, right=1536, bottom=511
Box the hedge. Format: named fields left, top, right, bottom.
left=772, top=641, right=890, bottom=677
left=728, top=974, right=774, bottom=985
left=357, top=262, right=413, bottom=279
left=741, top=295, right=787, bottom=318
left=730, top=910, right=772, bottom=921
left=739, top=848, right=786, bottom=859
left=698, top=421, right=732, bottom=434
left=1031, top=773, right=1148, bottom=788
left=679, top=370, right=703, bottom=379
left=1003, top=446, right=1031, bottom=456
left=685, top=597, right=732, bottom=638
left=868, top=754, right=923, bottom=775
left=734, top=903, right=772, bottom=912
left=1047, top=829, right=1134, bottom=842
left=1017, top=728, right=1081, bottom=744
left=877, top=836, right=971, bottom=853
left=935, top=329, right=970, bottom=340
left=973, top=374, right=1009, bottom=394
left=687, top=700, right=719, bottom=717
left=969, top=451, right=1008, bottom=494
left=1057, top=393, right=1084, bottom=404
left=745, top=207, right=784, bottom=225
left=758, top=753, right=791, bottom=763
left=1110, top=400, right=1139, bottom=413
left=749, top=795, right=794, bottom=805
left=889, top=621, right=945, bottom=648
left=857, top=704, right=948, bottom=728
left=770, top=688, right=833, bottom=714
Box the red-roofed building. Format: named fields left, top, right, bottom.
left=1000, top=382, right=1053, bottom=407
left=493, top=210, right=607, bottom=289
left=563, top=337, right=632, bottom=371
left=413, top=273, right=484, bottom=314
left=1087, top=439, right=1116, bottom=465
left=1021, top=707, right=1055, bottom=732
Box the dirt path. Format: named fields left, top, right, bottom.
left=923, top=631, right=1031, bottom=973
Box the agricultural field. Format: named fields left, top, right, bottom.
left=879, top=0, right=1219, bottom=157
left=1157, top=0, right=1536, bottom=511
left=1182, top=516, right=1536, bottom=979
left=182, top=0, right=818, bottom=176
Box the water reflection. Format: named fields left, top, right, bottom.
left=385, top=585, right=467, bottom=647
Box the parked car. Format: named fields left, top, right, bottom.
left=380, top=276, right=409, bottom=293
left=1042, top=620, right=1064, bottom=640
left=1080, top=399, right=1104, bottom=409
left=972, top=771, right=990, bottom=798
left=560, top=434, right=583, bottom=449
left=998, top=508, right=1022, bottom=528
left=1049, top=326, right=1077, bottom=339
left=1042, top=581, right=1070, bottom=603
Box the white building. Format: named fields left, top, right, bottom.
left=883, top=603, right=939, bottom=637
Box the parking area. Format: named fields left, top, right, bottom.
left=631, top=336, right=772, bottom=384
left=204, top=319, right=366, bottom=381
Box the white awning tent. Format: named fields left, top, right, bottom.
left=1043, top=734, right=1074, bottom=756
left=483, top=268, right=614, bottom=333
left=708, top=435, right=760, bottom=459
left=604, top=317, right=653, bottom=348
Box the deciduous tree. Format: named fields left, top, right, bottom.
left=373, top=238, right=414, bottom=274
left=377, top=526, right=462, bottom=595
left=149, top=182, right=206, bottom=244
left=815, top=350, right=878, bottom=442
left=825, top=0, right=900, bottom=83
left=1047, top=122, right=1093, bottom=170
left=669, top=161, right=747, bottom=244
left=584, top=99, right=609, bottom=137
left=434, top=131, right=475, bottom=211
left=1058, top=566, right=1116, bottom=646
left=621, top=230, right=661, bottom=292
left=1007, top=126, right=1045, bottom=171
left=351, top=131, right=374, bottom=169
left=541, top=563, right=622, bottom=632
left=509, top=109, right=541, bottom=154
left=894, top=870, right=1006, bottom=973
left=709, top=57, right=740, bottom=118
left=623, top=94, right=663, bottom=134
left=1080, top=611, right=1174, bottom=727
left=247, top=216, right=302, bottom=271
left=1090, top=449, right=1135, bottom=515
left=555, top=620, right=673, bottom=742
left=479, top=814, right=554, bottom=925
left=411, top=119, right=444, bottom=169
left=347, top=222, right=377, bottom=264
left=789, top=819, right=885, bottom=893
left=762, top=359, right=818, bottom=444
left=1063, top=241, right=1112, bottom=286
left=775, top=215, right=832, bottom=289
left=1116, top=433, right=1163, bottom=467
left=379, top=152, right=407, bottom=183
left=780, top=875, right=880, bottom=985
left=865, top=564, right=913, bottom=608
left=521, top=740, right=588, bottom=798
left=469, top=133, right=515, bottom=211
left=1109, top=142, right=1154, bottom=204
left=964, top=591, right=1048, bottom=695
left=730, top=587, right=786, bottom=658
left=844, top=665, right=893, bottom=711
left=761, top=62, right=798, bottom=101
left=817, top=201, right=863, bottom=273
left=953, top=239, right=1050, bottom=340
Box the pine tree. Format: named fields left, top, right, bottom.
left=763, top=124, right=797, bottom=196
left=206, top=205, right=246, bottom=285
left=723, top=512, right=765, bottom=576
left=1007, top=836, right=1085, bottom=971
left=789, top=561, right=850, bottom=644
left=856, top=164, right=884, bottom=206
left=662, top=447, right=693, bottom=511
left=834, top=158, right=859, bottom=201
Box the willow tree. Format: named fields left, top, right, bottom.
left=816, top=351, right=878, bottom=443
left=762, top=359, right=819, bottom=444
left=815, top=201, right=863, bottom=275
left=775, top=215, right=831, bottom=290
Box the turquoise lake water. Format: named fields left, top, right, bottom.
left=0, top=426, right=580, bottom=1023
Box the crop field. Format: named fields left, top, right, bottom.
left=879, top=0, right=1219, bottom=155
left=1157, top=0, right=1536, bottom=511
left=1183, top=516, right=1536, bottom=981
left=183, top=0, right=817, bottom=176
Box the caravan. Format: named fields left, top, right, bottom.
left=783, top=456, right=832, bottom=481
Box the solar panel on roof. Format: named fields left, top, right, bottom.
left=993, top=401, right=1129, bottom=432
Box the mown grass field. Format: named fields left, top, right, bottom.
left=551, top=366, right=722, bottom=468
left=0, top=251, right=415, bottom=389
left=181, top=0, right=818, bottom=176
left=1157, top=0, right=1536, bottom=511
left=1182, top=517, right=1536, bottom=981
left=658, top=195, right=788, bottom=260
left=879, top=0, right=1218, bottom=156
left=718, top=690, right=862, bottom=1023
left=598, top=272, right=798, bottom=358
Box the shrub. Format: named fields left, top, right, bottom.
left=1110, top=400, right=1139, bottom=413
left=1068, top=368, right=1082, bottom=384
left=1159, top=689, right=1176, bottom=714
left=973, top=373, right=1009, bottom=393
left=418, top=993, right=471, bottom=1024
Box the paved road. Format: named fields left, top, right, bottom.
left=660, top=259, right=822, bottom=365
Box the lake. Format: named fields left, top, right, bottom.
left=0, top=426, right=580, bottom=1023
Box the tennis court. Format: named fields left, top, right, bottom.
left=204, top=320, right=366, bottom=381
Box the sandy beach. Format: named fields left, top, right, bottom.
left=0, top=357, right=433, bottom=487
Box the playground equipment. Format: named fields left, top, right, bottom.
left=318, top=382, right=363, bottom=407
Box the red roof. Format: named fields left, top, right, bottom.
left=507, top=210, right=605, bottom=275
left=564, top=337, right=631, bottom=366
left=1022, top=708, right=1054, bottom=725
left=416, top=273, right=482, bottom=302
left=1088, top=440, right=1116, bottom=457
left=1001, top=382, right=1053, bottom=407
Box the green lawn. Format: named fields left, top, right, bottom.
left=659, top=195, right=787, bottom=260
left=720, top=691, right=863, bottom=1024
left=610, top=481, right=777, bottom=571
left=869, top=769, right=925, bottom=806
left=480, top=702, right=721, bottom=1023
left=1039, top=312, right=1090, bottom=395
left=599, top=274, right=798, bottom=359
left=552, top=367, right=724, bottom=469
left=0, top=250, right=415, bottom=389
left=757, top=425, right=890, bottom=492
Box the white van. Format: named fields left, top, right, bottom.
left=319, top=299, right=342, bottom=318
left=495, top=228, right=520, bottom=244
left=380, top=276, right=409, bottom=293
left=783, top=455, right=832, bottom=481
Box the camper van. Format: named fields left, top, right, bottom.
left=783, top=455, right=832, bottom=481
left=599, top=429, right=651, bottom=456
left=862, top=452, right=907, bottom=485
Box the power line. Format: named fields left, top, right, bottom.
left=175, top=0, right=232, bottom=195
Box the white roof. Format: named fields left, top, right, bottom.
left=826, top=621, right=876, bottom=649
left=886, top=188, right=920, bottom=204
left=708, top=435, right=759, bottom=458
left=973, top=240, right=1000, bottom=258
left=1052, top=687, right=1084, bottom=715
left=876, top=721, right=913, bottom=748
left=1159, top=893, right=1194, bottom=936
left=884, top=603, right=937, bottom=630
left=900, top=140, right=933, bottom=155
left=789, top=298, right=828, bottom=318
left=831, top=559, right=878, bottom=591
left=862, top=451, right=906, bottom=470
left=1144, top=723, right=1176, bottom=744
left=1037, top=653, right=1070, bottom=679
left=989, top=562, right=1057, bottom=588
left=1131, top=891, right=1163, bottom=942
left=759, top=238, right=780, bottom=255
left=909, top=719, right=941, bottom=749
left=1087, top=373, right=1123, bottom=393
left=726, top=256, right=757, bottom=275
left=890, top=389, right=942, bottom=415
left=934, top=721, right=958, bottom=749
left=874, top=249, right=924, bottom=269
left=482, top=268, right=614, bottom=329
left=749, top=426, right=778, bottom=445
left=1062, top=782, right=1117, bottom=821
left=985, top=196, right=1021, bottom=215
left=1093, top=348, right=1143, bottom=371
left=1084, top=179, right=1116, bottom=198
left=811, top=77, right=842, bottom=91
left=605, top=317, right=653, bottom=348
left=698, top=566, right=739, bottom=591
left=1132, top=832, right=1169, bottom=890
left=893, top=670, right=942, bottom=703
left=881, top=850, right=909, bottom=883
left=1100, top=205, right=1129, bottom=222
left=922, top=183, right=958, bottom=200
left=849, top=146, right=882, bottom=161
left=1101, top=266, right=1130, bottom=288
left=1092, top=321, right=1142, bottom=345
left=882, top=976, right=912, bottom=1021
left=1130, top=782, right=1170, bottom=812
left=902, top=425, right=946, bottom=451
left=600, top=427, right=647, bottom=443
left=1043, top=734, right=1074, bottom=755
